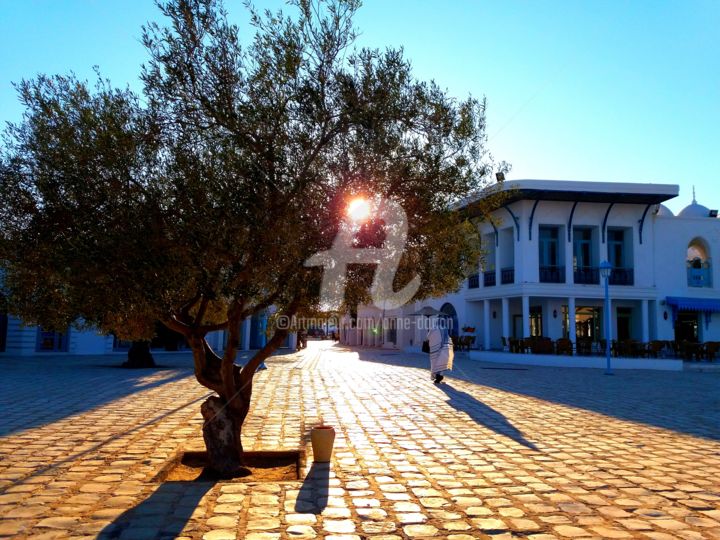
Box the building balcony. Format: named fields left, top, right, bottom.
left=539, top=265, right=565, bottom=283
left=574, top=266, right=599, bottom=285
left=468, top=273, right=480, bottom=289
left=688, top=267, right=712, bottom=288
left=483, top=271, right=496, bottom=287
left=501, top=267, right=515, bottom=285
left=609, top=267, right=634, bottom=286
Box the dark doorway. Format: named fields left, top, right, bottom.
left=675, top=311, right=699, bottom=342
left=530, top=306, right=543, bottom=337
left=512, top=314, right=522, bottom=338
left=616, top=307, right=632, bottom=341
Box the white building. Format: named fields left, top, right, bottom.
left=0, top=309, right=281, bottom=356
left=344, top=180, right=720, bottom=366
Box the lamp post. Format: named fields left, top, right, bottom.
left=599, top=260, right=613, bottom=375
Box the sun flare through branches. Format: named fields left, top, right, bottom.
left=347, top=197, right=371, bottom=223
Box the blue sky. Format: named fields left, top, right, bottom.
left=1, top=0, right=718, bottom=213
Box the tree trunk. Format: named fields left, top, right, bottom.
left=122, top=340, right=156, bottom=368
left=201, top=395, right=245, bottom=477
left=184, top=299, right=298, bottom=477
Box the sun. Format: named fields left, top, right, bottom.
left=347, top=197, right=371, bottom=223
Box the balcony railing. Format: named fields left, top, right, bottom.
left=574, top=266, right=599, bottom=284
left=483, top=271, right=496, bottom=287
left=539, top=265, right=565, bottom=283
left=468, top=273, right=480, bottom=289
left=501, top=267, right=515, bottom=284
left=609, top=267, right=634, bottom=285
left=688, top=267, right=712, bottom=288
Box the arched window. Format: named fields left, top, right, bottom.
left=687, top=237, right=712, bottom=287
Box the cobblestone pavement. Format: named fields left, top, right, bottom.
left=1, top=342, right=719, bottom=539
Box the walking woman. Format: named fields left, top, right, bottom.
left=427, top=319, right=454, bottom=384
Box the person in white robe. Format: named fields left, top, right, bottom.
left=427, top=321, right=453, bottom=384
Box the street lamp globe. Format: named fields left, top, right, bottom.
left=599, top=260, right=612, bottom=280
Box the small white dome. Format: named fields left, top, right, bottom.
left=656, top=204, right=674, bottom=217
left=678, top=201, right=711, bottom=218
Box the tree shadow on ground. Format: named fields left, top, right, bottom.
left=357, top=349, right=720, bottom=442
left=97, top=480, right=215, bottom=539
left=0, top=354, right=195, bottom=436
left=295, top=463, right=330, bottom=513
left=0, top=347, right=298, bottom=437
left=436, top=382, right=539, bottom=451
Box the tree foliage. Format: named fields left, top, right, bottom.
left=0, top=0, right=506, bottom=470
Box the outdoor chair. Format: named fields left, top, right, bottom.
left=530, top=337, right=553, bottom=354
left=682, top=341, right=705, bottom=361
left=617, top=339, right=639, bottom=357
left=704, top=341, right=720, bottom=361
left=555, top=338, right=573, bottom=356
left=458, top=335, right=475, bottom=352
left=519, top=338, right=533, bottom=354
left=647, top=340, right=665, bottom=358
left=576, top=338, right=592, bottom=356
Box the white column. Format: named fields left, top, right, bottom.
left=641, top=299, right=649, bottom=342
left=501, top=297, right=510, bottom=341
left=522, top=295, right=531, bottom=338
left=241, top=317, right=251, bottom=351
left=568, top=296, right=576, bottom=345
left=483, top=299, right=491, bottom=350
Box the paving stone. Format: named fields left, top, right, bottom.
left=403, top=524, right=439, bottom=537
left=396, top=512, right=428, bottom=524
left=286, top=513, right=317, bottom=525
left=552, top=525, right=589, bottom=537
left=590, top=526, right=633, bottom=537
left=286, top=525, right=317, bottom=538
left=322, top=507, right=353, bottom=518
left=443, top=520, right=472, bottom=530
left=247, top=518, right=281, bottom=530
left=245, top=534, right=281, bottom=540
left=361, top=521, right=397, bottom=533
left=0, top=520, right=30, bottom=536
left=202, top=530, right=236, bottom=540
left=323, top=519, right=356, bottom=533
left=206, top=515, right=238, bottom=528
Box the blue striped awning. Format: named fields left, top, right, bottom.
left=666, top=296, right=720, bottom=313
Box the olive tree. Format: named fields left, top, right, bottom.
left=0, top=0, right=505, bottom=476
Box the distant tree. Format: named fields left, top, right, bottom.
left=0, top=0, right=505, bottom=476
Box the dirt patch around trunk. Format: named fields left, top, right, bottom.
left=154, top=450, right=302, bottom=482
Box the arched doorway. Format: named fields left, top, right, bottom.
left=440, top=303, right=459, bottom=337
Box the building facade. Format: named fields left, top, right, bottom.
left=0, top=309, right=284, bottom=356
left=345, top=180, right=720, bottom=356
